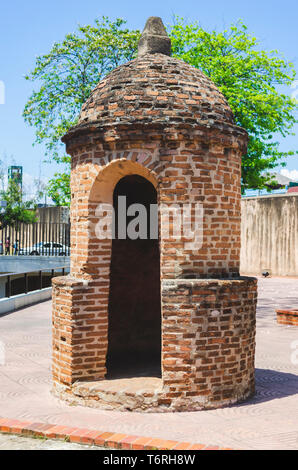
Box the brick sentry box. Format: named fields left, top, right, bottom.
left=52, top=17, right=258, bottom=412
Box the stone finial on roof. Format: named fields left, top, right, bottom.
left=138, top=17, right=171, bottom=57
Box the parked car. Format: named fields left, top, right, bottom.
left=18, top=242, right=70, bottom=256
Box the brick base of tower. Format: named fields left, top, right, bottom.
left=52, top=276, right=257, bottom=412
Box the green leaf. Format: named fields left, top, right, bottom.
left=23, top=15, right=298, bottom=194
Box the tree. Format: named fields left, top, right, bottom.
left=169, top=18, right=298, bottom=191
left=23, top=17, right=140, bottom=206
left=23, top=17, right=140, bottom=162
left=23, top=16, right=298, bottom=200
left=0, top=179, right=37, bottom=229
left=47, top=171, right=70, bottom=206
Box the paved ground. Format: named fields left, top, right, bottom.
left=0, top=433, right=102, bottom=450
left=0, top=277, right=297, bottom=450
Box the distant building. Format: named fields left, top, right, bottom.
left=242, top=172, right=297, bottom=198
left=8, top=166, right=23, bottom=190
left=287, top=182, right=298, bottom=194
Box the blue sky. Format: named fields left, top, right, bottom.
left=0, top=0, right=298, bottom=187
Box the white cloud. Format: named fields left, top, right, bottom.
left=280, top=169, right=298, bottom=182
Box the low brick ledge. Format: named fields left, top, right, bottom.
left=0, top=417, right=232, bottom=450
left=276, top=309, right=298, bottom=326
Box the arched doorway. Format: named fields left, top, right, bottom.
left=106, top=175, right=161, bottom=379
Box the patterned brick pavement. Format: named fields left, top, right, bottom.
left=0, top=432, right=103, bottom=450
left=0, top=277, right=297, bottom=450
left=0, top=418, right=224, bottom=450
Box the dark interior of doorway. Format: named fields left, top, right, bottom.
left=106, top=175, right=161, bottom=379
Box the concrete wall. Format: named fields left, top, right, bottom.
left=0, top=256, right=69, bottom=274
left=0, top=207, right=70, bottom=254
left=36, top=206, right=69, bottom=223
left=0, top=288, right=52, bottom=315
left=240, top=194, right=298, bottom=276
left=0, top=256, right=70, bottom=299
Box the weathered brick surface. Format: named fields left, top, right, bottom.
left=52, top=49, right=257, bottom=411
left=77, top=54, right=235, bottom=129
left=276, top=309, right=298, bottom=326
left=65, top=134, right=245, bottom=279
left=161, top=278, right=257, bottom=410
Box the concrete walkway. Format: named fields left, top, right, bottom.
left=0, top=277, right=297, bottom=450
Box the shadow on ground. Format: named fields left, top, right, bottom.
left=232, top=368, right=298, bottom=407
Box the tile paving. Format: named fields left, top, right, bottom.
left=0, top=277, right=297, bottom=450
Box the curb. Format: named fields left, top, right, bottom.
left=0, top=417, right=231, bottom=450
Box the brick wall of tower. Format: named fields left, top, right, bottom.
left=52, top=126, right=256, bottom=405
left=161, top=278, right=257, bottom=410
left=63, top=125, right=245, bottom=278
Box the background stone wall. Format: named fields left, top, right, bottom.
left=240, top=194, right=298, bottom=277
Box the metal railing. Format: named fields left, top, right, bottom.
left=0, top=222, right=70, bottom=256
left=0, top=265, right=70, bottom=299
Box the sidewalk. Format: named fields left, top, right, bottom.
left=0, top=277, right=297, bottom=450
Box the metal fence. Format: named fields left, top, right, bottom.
left=0, top=265, right=70, bottom=298
left=0, top=222, right=71, bottom=256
